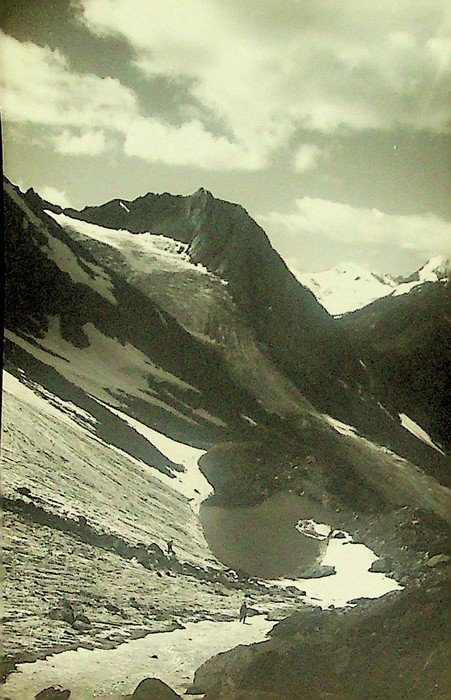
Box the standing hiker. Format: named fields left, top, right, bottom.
left=239, top=601, right=249, bottom=624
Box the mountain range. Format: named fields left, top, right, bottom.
left=297, top=256, right=449, bottom=316
left=2, top=177, right=450, bottom=698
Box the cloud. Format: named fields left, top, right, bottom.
left=124, top=117, right=264, bottom=170
left=293, top=144, right=324, bottom=173
left=38, top=186, right=72, bottom=208
left=0, top=31, right=137, bottom=132
left=0, top=29, right=268, bottom=170
left=51, top=130, right=107, bottom=155
left=261, top=198, right=451, bottom=257
left=79, top=0, right=451, bottom=145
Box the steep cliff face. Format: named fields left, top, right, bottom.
left=61, top=185, right=449, bottom=474
left=341, top=280, right=450, bottom=458
left=64, top=189, right=362, bottom=408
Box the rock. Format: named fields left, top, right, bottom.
left=17, top=486, right=32, bottom=497
left=185, top=684, right=206, bottom=696
left=332, top=530, right=347, bottom=539
left=75, top=613, right=91, bottom=626
left=246, top=606, right=261, bottom=617
left=369, top=558, right=393, bottom=574
left=105, top=602, right=121, bottom=613
left=49, top=607, right=76, bottom=625
left=426, top=553, right=449, bottom=567
left=302, top=564, right=336, bottom=579
left=35, top=686, right=71, bottom=699
left=124, top=677, right=181, bottom=698
left=286, top=586, right=306, bottom=595
left=72, top=620, right=89, bottom=632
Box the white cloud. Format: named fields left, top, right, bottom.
left=293, top=144, right=323, bottom=173
left=0, top=29, right=268, bottom=170
left=0, top=31, right=137, bottom=132
left=51, top=129, right=107, bottom=156
left=79, top=0, right=451, bottom=145
left=38, top=186, right=71, bottom=208
left=261, top=198, right=451, bottom=257
left=124, top=117, right=264, bottom=170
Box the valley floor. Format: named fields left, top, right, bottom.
left=2, top=369, right=447, bottom=699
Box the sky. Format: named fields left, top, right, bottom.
left=1, top=0, right=450, bottom=274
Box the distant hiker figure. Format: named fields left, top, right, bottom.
left=239, top=601, right=249, bottom=624
left=167, top=539, right=175, bottom=556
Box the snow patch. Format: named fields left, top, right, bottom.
left=322, top=414, right=358, bottom=437
left=3, top=615, right=275, bottom=699
left=6, top=318, right=197, bottom=407
left=268, top=527, right=401, bottom=608
left=94, top=400, right=213, bottom=509
left=119, top=201, right=130, bottom=213
left=296, top=519, right=331, bottom=540
left=399, top=413, right=445, bottom=455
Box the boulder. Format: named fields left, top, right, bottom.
left=72, top=620, right=89, bottom=632
left=185, top=684, right=206, bottom=695
left=75, top=613, right=91, bottom=626
left=49, top=606, right=75, bottom=625
left=302, top=564, right=336, bottom=579
left=124, top=677, right=181, bottom=698
left=17, top=486, right=32, bottom=497
left=286, top=586, right=306, bottom=595
left=332, top=531, right=347, bottom=539
left=35, top=687, right=71, bottom=699
left=426, top=553, right=449, bottom=568
left=246, top=606, right=261, bottom=617
left=369, top=558, right=393, bottom=574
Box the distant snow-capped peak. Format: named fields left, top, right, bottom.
left=297, top=262, right=396, bottom=316
left=297, top=256, right=448, bottom=316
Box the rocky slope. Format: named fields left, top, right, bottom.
left=47, top=183, right=449, bottom=470
left=341, top=277, right=450, bottom=462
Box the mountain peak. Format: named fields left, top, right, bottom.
left=192, top=187, right=213, bottom=198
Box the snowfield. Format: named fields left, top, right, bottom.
left=94, top=399, right=212, bottom=509
left=268, top=529, right=402, bottom=608
left=297, top=256, right=448, bottom=315
left=297, top=262, right=396, bottom=315
left=46, top=210, right=210, bottom=277
left=4, top=616, right=276, bottom=699
left=5, top=319, right=200, bottom=413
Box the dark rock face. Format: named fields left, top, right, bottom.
left=124, top=677, right=181, bottom=698
left=341, top=282, right=450, bottom=463
left=63, top=187, right=369, bottom=427
left=35, top=687, right=71, bottom=699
